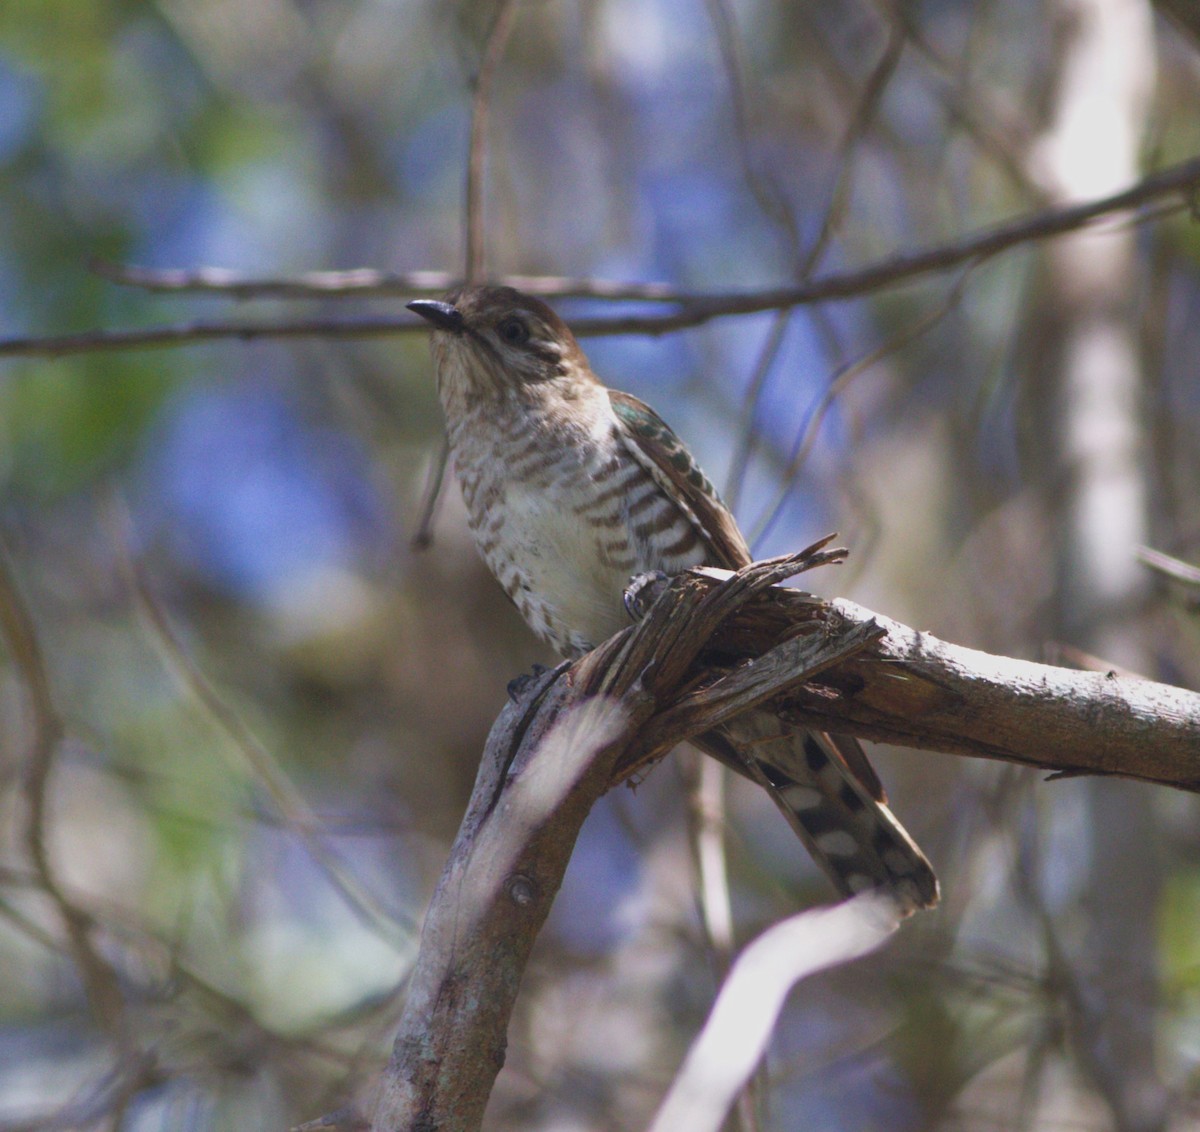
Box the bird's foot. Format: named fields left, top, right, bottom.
left=507, top=663, right=550, bottom=702
left=624, top=571, right=671, bottom=622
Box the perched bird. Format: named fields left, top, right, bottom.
left=409, top=285, right=938, bottom=910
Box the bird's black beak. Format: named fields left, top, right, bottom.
left=407, top=299, right=464, bottom=333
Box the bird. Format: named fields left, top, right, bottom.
left=408, top=285, right=938, bottom=910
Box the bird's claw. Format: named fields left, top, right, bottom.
left=507, top=662, right=550, bottom=702
left=624, top=571, right=671, bottom=622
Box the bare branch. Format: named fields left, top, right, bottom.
left=748, top=270, right=971, bottom=548
left=620, top=568, right=1200, bottom=790
left=564, top=155, right=1200, bottom=336
left=465, top=0, right=518, bottom=282
left=891, top=3, right=1039, bottom=198
left=687, top=756, right=736, bottom=971
left=0, top=313, right=432, bottom=359
left=704, top=0, right=801, bottom=255
left=724, top=311, right=789, bottom=515
left=797, top=12, right=907, bottom=278
left=348, top=544, right=1200, bottom=1131
left=646, top=895, right=901, bottom=1132
left=4, top=154, right=1198, bottom=359
left=725, top=5, right=902, bottom=526
left=1137, top=544, right=1200, bottom=588
left=410, top=434, right=451, bottom=550
left=87, top=261, right=685, bottom=301
left=359, top=543, right=876, bottom=1132
left=0, top=545, right=129, bottom=1043
left=805, top=596, right=1199, bottom=784
left=685, top=756, right=765, bottom=1132
left=413, top=0, right=519, bottom=554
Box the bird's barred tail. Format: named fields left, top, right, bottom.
left=698, top=716, right=939, bottom=912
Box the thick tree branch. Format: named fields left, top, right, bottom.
left=361, top=542, right=873, bottom=1132
left=352, top=543, right=1200, bottom=1131
left=789, top=599, right=1199, bottom=785
left=614, top=568, right=1200, bottom=789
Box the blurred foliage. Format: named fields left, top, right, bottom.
left=1, top=0, right=1199, bottom=1129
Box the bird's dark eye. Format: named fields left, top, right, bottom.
left=496, top=316, right=530, bottom=346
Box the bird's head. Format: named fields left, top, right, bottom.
left=408, top=286, right=594, bottom=407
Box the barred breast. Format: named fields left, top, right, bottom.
left=446, top=395, right=706, bottom=658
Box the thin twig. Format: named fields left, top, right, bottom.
left=724, top=312, right=790, bottom=514
left=702, top=0, right=799, bottom=550
left=465, top=0, right=518, bottom=283
left=410, top=434, right=452, bottom=550
left=798, top=14, right=907, bottom=278
left=704, top=0, right=801, bottom=254
left=88, top=262, right=685, bottom=301
left=749, top=269, right=973, bottom=548
left=1137, top=545, right=1200, bottom=588
left=689, top=758, right=736, bottom=971
left=0, top=314, right=431, bottom=358
left=703, top=0, right=797, bottom=548
left=2, top=155, right=1197, bottom=358
left=724, top=10, right=905, bottom=515
left=418, top=0, right=518, bottom=552
left=563, top=156, right=1200, bottom=335
left=0, top=543, right=129, bottom=1043
left=685, top=756, right=764, bottom=1132
left=893, top=4, right=1037, bottom=198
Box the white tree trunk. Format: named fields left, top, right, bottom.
left=1033, top=2, right=1164, bottom=1129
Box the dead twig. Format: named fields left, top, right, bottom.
left=0, top=545, right=130, bottom=1045
left=749, top=269, right=972, bottom=548
left=409, top=434, right=451, bottom=550
left=465, top=0, right=518, bottom=283
left=1137, top=544, right=1200, bottom=588
left=5, top=155, right=1198, bottom=358
left=87, top=262, right=685, bottom=301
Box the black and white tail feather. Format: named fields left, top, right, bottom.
left=697, top=721, right=939, bottom=911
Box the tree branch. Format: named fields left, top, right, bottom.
left=646, top=894, right=902, bottom=1132
left=464, top=0, right=518, bottom=282
left=86, top=261, right=686, bottom=301
left=0, top=545, right=130, bottom=1047
left=784, top=597, right=1200, bottom=786
left=4, top=154, right=1195, bottom=359
left=346, top=543, right=1200, bottom=1131
left=565, top=155, right=1200, bottom=336
left=1137, top=544, right=1200, bottom=589
left=361, top=543, right=873, bottom=1132
left=615, top=568, right=1200, bottom=790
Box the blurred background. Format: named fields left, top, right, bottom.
left=1, top=0, right=1199, bottom=1129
